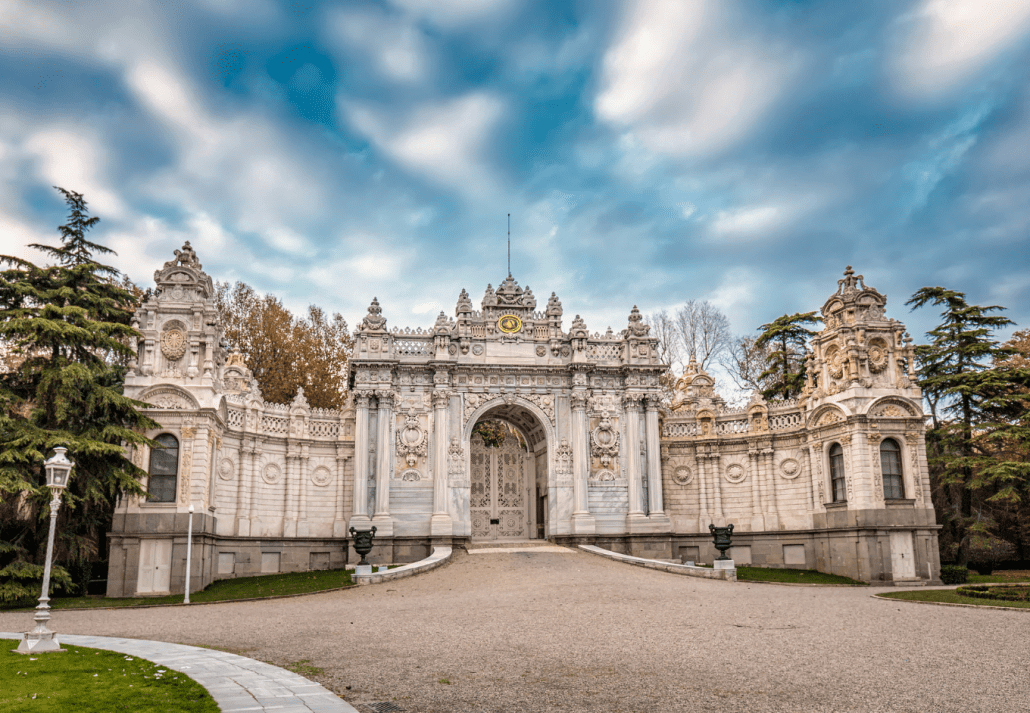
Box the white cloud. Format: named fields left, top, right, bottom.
left=595, top=0, right=795, bottom=158
left=710, top=205, right=784, bottom=238
left=386, top=0, right=517, bottom=29
left=889, top=0, right=1030, bottom=100
left=345, top=93, right=505, bottom=195
left=323, top=6, right=432, bottom=83
left=23, top=127, right=127, bottom=219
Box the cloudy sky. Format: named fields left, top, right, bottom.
left=2, top=0, right=1028, bottom=364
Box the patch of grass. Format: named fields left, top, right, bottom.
left=286, top=659, right=325, bottom=676
left=736, top=566, right=867, bottom=585
left=880, top=589, right=1030, bottom=609
left=968, top=572, right=1030, bottom=584
left=438, top=678, right=451, bottom=684
left=0, top=639, right=218, bottom=712
left=2, top=568, right=353, bottom=611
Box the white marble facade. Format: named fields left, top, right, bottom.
left=106, top=247, right=941, bottom=596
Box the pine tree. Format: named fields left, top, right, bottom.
left=908, top=287, right=1030, bottom=565
left=755, top=312, right=822, bottom=400
left=0, top=188, right=154, bottom=603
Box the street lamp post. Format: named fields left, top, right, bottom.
left=184, top=503, right=194, bottom=604
left=17, top=447, right=74, bottom=654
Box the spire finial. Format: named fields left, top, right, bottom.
left=507, top=213, right=511, bottom=278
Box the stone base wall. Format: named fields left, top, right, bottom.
left=670, top=523, right=942, bottom=583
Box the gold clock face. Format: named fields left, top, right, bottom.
left=497, top=314, right=522, bottom=334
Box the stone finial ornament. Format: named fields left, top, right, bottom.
left=546, top=292, right=563, bottom=317
left=625, top=306, right=649, bottom=337
left=163, top=241, right=202, bottom=270
left=359, top=297, right=387, bottom=332
left=455, top=289, right=474, bottom=315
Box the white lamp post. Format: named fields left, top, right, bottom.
left=184, top=502, right=194, bottom=604
left=18, top=447, right=74, bottom=654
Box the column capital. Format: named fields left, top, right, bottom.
left=352, top=390, right=373, bottom=408
left=432, top=389, right=452, bottom=409
left=375, top=390, right=396, bottom=409
left=570, top=391, right=589, bottom=411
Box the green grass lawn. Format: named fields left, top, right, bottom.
left=736, top=566, right=867, bottom=585
left=0, top=640, right=218, bottom=712
left=879, top=589, right=1030, bottom=609
left=968, top=571, right=1030, bottom=584
left=3, top=567, right=354, bottom=611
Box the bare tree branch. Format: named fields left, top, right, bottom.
left=674, top=299, right=731, bottom=370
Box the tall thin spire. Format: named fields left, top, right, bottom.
left=507, top=213, right=511, bottom=277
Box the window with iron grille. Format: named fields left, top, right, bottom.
left=880, top=438, right=905, bottom=499
left=148, top=433, right=179, bottom=502
left=829, top=443, right=846, bottom=502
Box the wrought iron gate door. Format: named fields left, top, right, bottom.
left=470, top=432, right=527, bottom=539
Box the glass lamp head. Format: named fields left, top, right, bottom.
left=44, top=447, right=74, bottom=490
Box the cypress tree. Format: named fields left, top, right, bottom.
left=755, top=311, right=822, bottom=400
left=0, top=188, right=154, bottom=603
left=908, top=287, right=1030, bottom=564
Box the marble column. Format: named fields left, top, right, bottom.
left=372, top=391, right=395, bottom=536
left=570, top=391, right=595, bottom=534
left=297, top=443, right=309, bottom=537
left=350, top=391, right=372, bottom=528
left=624, top=396, right=645, bottom=518
left=644, top=397, right=665, bottom=517
left=430, top=390, right=453, bottom=536
left=334, top=446, right=349, bottom=537
left=283, top=444, right=298, bottom=537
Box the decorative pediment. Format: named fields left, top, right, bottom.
left=138, top=384, right=201, bottom=411
left=867, top=397, right=920, bottom=419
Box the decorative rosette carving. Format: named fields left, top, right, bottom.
left=161, top=325, right=188, bottom=361
left=395, top=409, right=428, bottom=467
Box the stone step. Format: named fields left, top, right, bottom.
left=466, top=539, right=556, bottom=550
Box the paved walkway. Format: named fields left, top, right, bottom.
left=2, top=549, right=1028, bottom=712
left=1, top=631, right=356, bottom=713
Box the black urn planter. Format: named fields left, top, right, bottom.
left=349, top=526, right=377, bottom=566
left=709, top=523, right=734, bottom=561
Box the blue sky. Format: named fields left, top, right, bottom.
left=2, top=0, right=1029, bottom=369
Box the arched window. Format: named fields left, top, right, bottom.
left=148, top=434, right=179, bottom=503
left=829, top=443, right=847, bottom=502
left=880, top=438, right=905, bottom=499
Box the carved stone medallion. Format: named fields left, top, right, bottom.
left=673, top=466, right=693, bottom=485
left=217, top=458, right=235, bottom=481
left=261, top=462, right=282, bottom=485
left=161, top=327, right=188, bottom=361
left=724, top=463, right=747, bottom=483
left=779, top=458, right=801, bottom=479
left=311, top=466, right=333, bottom=487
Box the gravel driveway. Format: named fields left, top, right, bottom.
left=2, top=549, right=1025, bottom=712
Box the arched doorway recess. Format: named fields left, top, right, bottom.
left=465, top=401, right=550, bottom=541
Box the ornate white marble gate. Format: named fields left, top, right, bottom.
left=469, top=432, right=529, bottom=540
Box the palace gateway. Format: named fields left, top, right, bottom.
left=106, top=244, right=941, bottom=596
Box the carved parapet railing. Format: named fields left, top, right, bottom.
left=585, top=339, right=624, bottom=364
left=661, top=404, right=806, bottom=441
left=224, top=400, right=350, bottom=441
left=394, top=337, right=433, bottom=358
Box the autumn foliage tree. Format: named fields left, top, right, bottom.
left=215, top=281, right=352, bottom=409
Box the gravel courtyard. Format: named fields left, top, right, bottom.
left=2, top=548, right=1026, bottom=712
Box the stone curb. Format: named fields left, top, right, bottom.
left=578, top=545, right=736, bottom=581
left=353, top=545, right=452, bottom=585
left=1, top=632, right=359, bottom=712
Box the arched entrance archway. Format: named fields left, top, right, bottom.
left=464, top=400, right=551, bottom=541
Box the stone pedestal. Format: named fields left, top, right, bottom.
left=571, top=512, right=596, bottom=535
left=355, top=564, right=372, bottom=576
left=714, top=559, right=735, bottom=571
left=430, top=513, right=453, bottom=537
